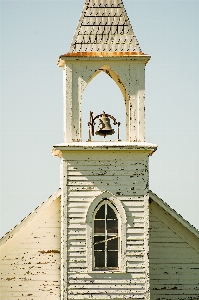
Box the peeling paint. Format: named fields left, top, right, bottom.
left=6, top=277, right=15, bottom=281
left=38, top=250, right=60, bottom=254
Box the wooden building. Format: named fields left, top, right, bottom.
left=1, top=0, right=199, bottom=299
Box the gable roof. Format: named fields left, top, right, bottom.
left=68, top=0, right=142, bottom=55
left=1, top=188, right=198, bottom=248
left=149, top=190, right=199, bottom=240
left=0, top=189, right=61, bottom=247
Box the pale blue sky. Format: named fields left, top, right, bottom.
left=1, top=0, right=199, bottom=237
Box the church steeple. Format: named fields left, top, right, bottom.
left=57, top=0, right=152, bottom=144
left=68, top=0, right=142, bottom=54
left=53, top=2, right=157, bottom=299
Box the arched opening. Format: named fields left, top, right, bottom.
left=82, top=70, right=126, bottom=142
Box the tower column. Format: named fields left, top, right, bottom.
left=63, top=63, right=73, bottom=143
left=127, top=63, right=146, bottom=142
left=63, top=63, right=86, bottom=143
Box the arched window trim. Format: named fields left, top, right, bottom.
left=82, top=64, right=130, bottom=103
left=86, top=191, right=126, bottom=273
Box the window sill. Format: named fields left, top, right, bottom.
left=89, top=269, right=125, bottom=274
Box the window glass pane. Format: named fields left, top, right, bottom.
left=94, top=220, right=105, bottom=233
left=107, top=237, right=118, bottom=250
left=107, top=205, right=116, bottom=219
left=93, top=202, right=120, bottom=270
left=94, top=236, right=105, bottom=250
left=107, top=251, right=118, bottom=267
left=95, top=204, right=105, bottom=219
left=107, top=220, right=118, bottom=233
left=94, top=251, right=105, bottom=267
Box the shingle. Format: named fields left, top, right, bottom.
left=69, top=0, right=141, bottom=53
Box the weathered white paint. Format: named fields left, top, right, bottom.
left=0, top=190, right=61, bottom=300
left=60, top=58, right=149, bottom=144
left=54, top=145, right=154, bottom=300
left=58, top=0, right=150, bottom=143
left=149, top=192, right=199, bottom=300
left=1, top=187, right=199, bottom=299
left=1, top=0, right=198, bottom=298
left=57, top=5, right=153, bottom=298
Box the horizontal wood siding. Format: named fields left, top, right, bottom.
left=0, top=196, right=61, bottom=299
left=62, top=150, right=149, bottom=299
left=149, top=200, right=199, bottom=300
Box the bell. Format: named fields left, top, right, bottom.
left=95, top=112, right=115, bottom=137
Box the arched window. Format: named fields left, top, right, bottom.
left=86, top=191, right=126, bottom=273
left=93, top=201, right=120, bottom=270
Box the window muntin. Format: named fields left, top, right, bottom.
left=93, top=201, right=120, bottom=270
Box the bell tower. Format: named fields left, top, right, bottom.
left=53, top=1, right=157, bottom=299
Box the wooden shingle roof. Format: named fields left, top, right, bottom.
left=68, top=0, right=142, bottom=54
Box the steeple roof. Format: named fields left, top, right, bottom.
left=67, top=0, right=142, bottom=55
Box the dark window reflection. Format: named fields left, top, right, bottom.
left=107, top=237, right=118, bottom=250
left=107, top=205, right=116, bottom=219
left=95, top=204, right=105, bottom=219
left=107, top=251, right=118, bottom=267
left=107, top=220, right=118, bottom=233
left=94, top=220, right=105, bottom=233
left=93, top=202, right=119, bottom=269
left=95, top=251, right=105, bottom=267
left=94, top=236, right=105, bottom=250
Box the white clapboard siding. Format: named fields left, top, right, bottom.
left=149, top=199, right=199, bottom=299
left=61, top=150, right=150, bottom=299
left=0, top=190, right=61, bottom=300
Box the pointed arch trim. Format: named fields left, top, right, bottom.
left=86, top=191, right=126, bottom=273
left=86, top=191, right=126, bottom=225
left=86, top=65, right=130, bottom=103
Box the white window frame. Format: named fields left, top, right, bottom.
left=86, top=191, right=126, bottom=273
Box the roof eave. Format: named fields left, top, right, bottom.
left=0, top=189, right=61, bottom=245
left=57, top=52, right=151, bottom=67
left=149, top=190, right=199, bottom=239
left=52, top=142, right=157, bottom=158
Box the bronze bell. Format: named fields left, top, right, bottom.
left=95, top=112, right=115, bottom=137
